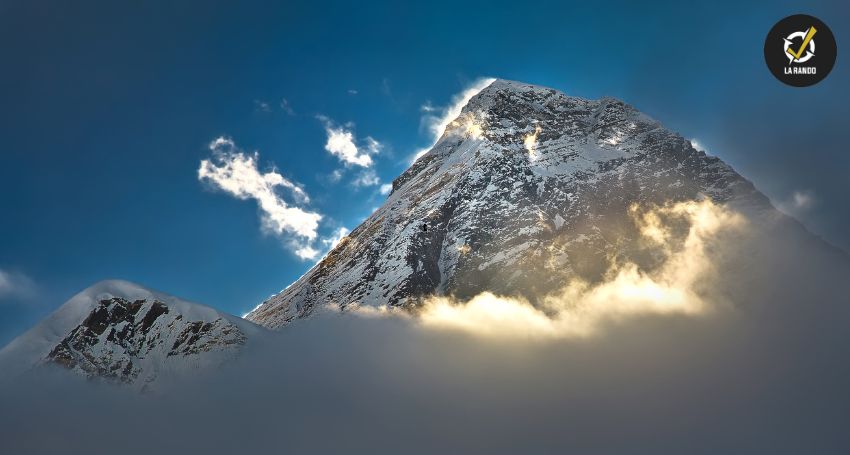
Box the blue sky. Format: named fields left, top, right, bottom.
left=0, top=0, right=848, bottom=345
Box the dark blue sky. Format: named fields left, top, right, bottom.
left=1, top=0, right=847, bottom=345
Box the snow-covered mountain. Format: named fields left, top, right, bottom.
left=246, top=79, right=773, bottom=328
left=0, top=280, right=261, bottom=390
left=0, top=79, right=815, bottom=385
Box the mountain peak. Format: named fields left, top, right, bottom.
left=478, top=78, right=555, bottom=94
left=246, top=81, right=768, bottom=329
left=1, top=280, right=261, bottom=389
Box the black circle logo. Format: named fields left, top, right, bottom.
left=764, top=14, right=837, bottom=87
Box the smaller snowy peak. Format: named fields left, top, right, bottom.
left=0, top=280, right=260, bottom=390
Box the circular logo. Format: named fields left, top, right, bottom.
left=764, top=14, right=837, bottom=87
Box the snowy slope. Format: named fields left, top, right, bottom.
left=0, top=280, right=262, bottom=389
left=247, top=79, right=773, bottom=328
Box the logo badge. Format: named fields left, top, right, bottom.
left=765, top=14, right=837, bottom=87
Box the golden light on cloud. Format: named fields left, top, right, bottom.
left=524, top=125, right=542, bottom=161
left=355, top=199, right=745, bottom=341
left=449, top=111, right=486, bottom=139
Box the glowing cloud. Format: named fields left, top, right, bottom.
left=524, top=125, right=542, bottom=161
left=447, top=111, right=487, bottom=140
left=363, top=199, right=745, bottom=340
left=198, top=137, right=323, bottom=258
left=411, top=77, right=497, bottom=163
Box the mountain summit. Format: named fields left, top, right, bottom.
left=246, top=79, right=771, bottom=328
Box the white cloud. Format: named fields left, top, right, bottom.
left=379, top=183, right=393, bottom=195
left=0, top=271, right=10, bottom=294
left=318, top=117, right=376, bottom=168
left=294, top=245, right=320, bottom=260
left=254, top=100, right=271, bottom=113
left=364, top=137, right=382, bottom=155
left=352, top=169, right=380, bottom=187
left=347, top=89, right=358, bottom=95
left=198, top=137, right=323, bottom=258
left=792, top=190, right=815, bottom=210
left=0, top=269, right=35, bottom=301
left=209, top=136, right=235, bottom=151
left=293, top=227, right=350, bottom=262
left=322, top=227, right=350, bottom=251
left=280, top=98, right=295, bottom=116
left=776, top=189, right=816, bottom=216
left=410, top=77, right=497, bottom=163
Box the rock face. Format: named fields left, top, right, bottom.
left=246, top=79, right=773, bottom=329
left=0, top=280, right=260, bottom=389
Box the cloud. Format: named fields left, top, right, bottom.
left=253, top=100, right=271, bottom=113
left=198, top=137, right=322, bottom=258
left=776, top=189, right=817, bottom=216
left=328, top=169, right=343, bottom=183
left=524, top=124, right=542, bottom=162
left=364, top=137, right=382, bottom=155
left=0, top=270, right=35, bottom=301
left=293, top=244, right=319, bottom=260
left=411, top=77, right=496, bottom=163
left=317, top=117, right=377, bottom=168
left=280, top=98, right=295, bottom=116
left=379, top=183, right=393, bottom=195
left=347, top=89, right=358, bottom=95
left=7, top=227, right=850, bottom=454
left=792, top=190, right=815, bottom=210
left=352, top=169, right=380, bottom=188
left=356, top=199, right=745, bottom=340
left=5, top=197, right=850, bottom=453
left=322, top=227, right=350, bottom=250
left=294, top=227, right=349, bottom=261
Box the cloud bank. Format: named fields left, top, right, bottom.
left=4, top=201, right=850, bottom=453
left=356, top=200, right=743, bottom=340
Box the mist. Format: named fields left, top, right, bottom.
left=2, top=206, right=850, bottom=454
